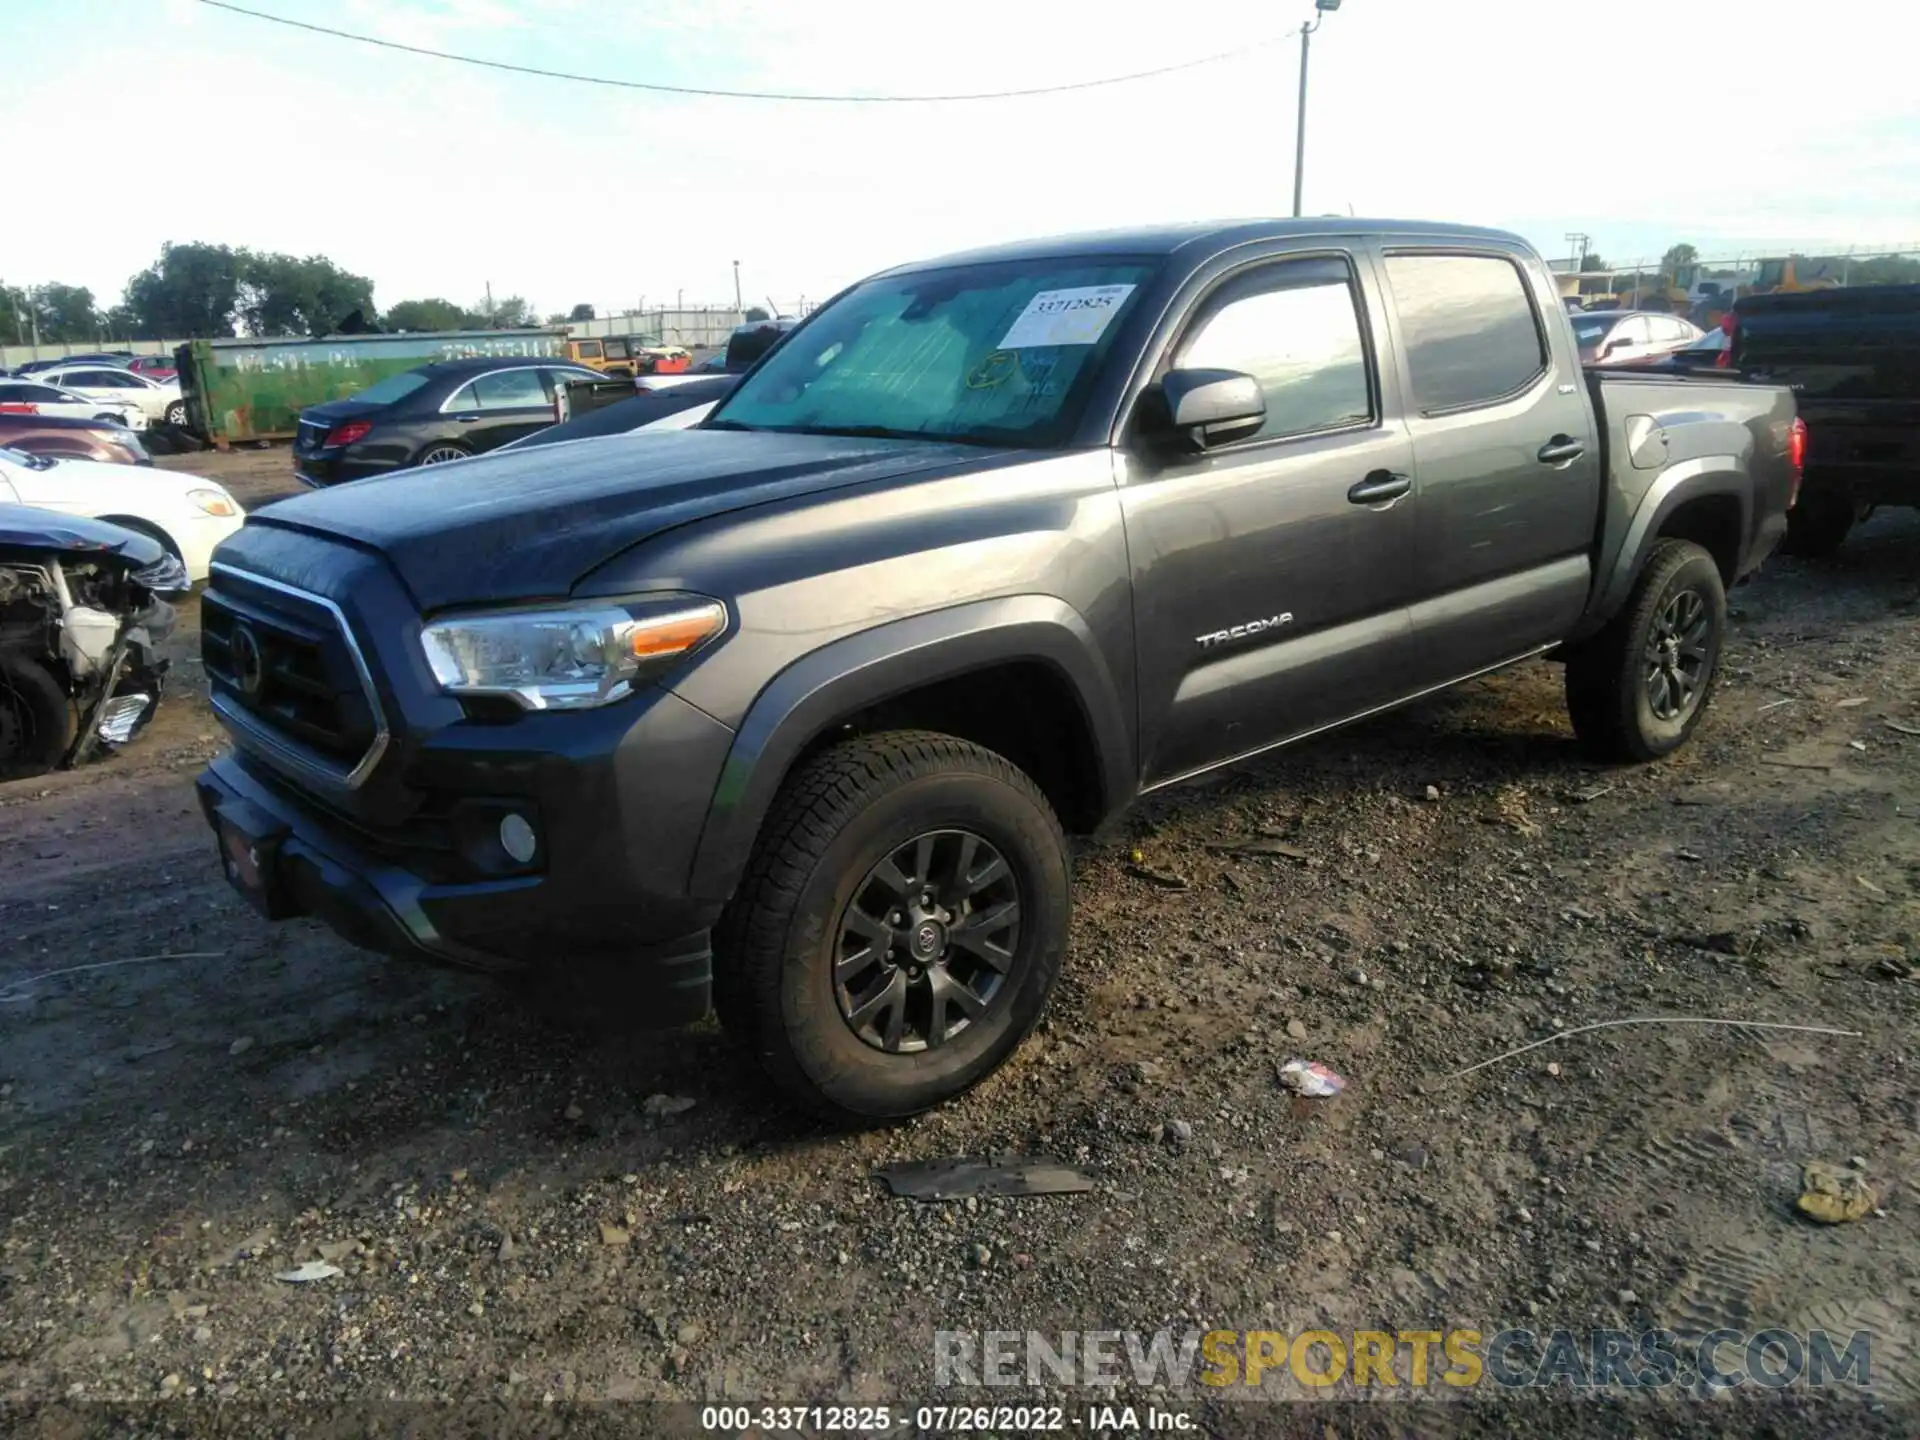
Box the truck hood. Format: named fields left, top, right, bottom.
left=245, top=427, right=1014, bottom=612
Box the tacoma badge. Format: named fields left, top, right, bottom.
left=1196, top=614, right=1293, bottom=649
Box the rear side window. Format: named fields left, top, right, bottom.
left=1175, top=256, right=1373, bottom=442
left=469, top=368, right=549, bottom=409
left=574, top=340, right=603, bottom=359
left=1385, top=254, right=1546, bottom=412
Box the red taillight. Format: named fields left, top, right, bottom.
left=1787, top=416, right=1806, bottom=510
left=326, top=419, right=373, bottom=448
left=0, top=402, right=38, bottom=414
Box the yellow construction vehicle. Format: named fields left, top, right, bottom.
left=1747, top=256, right=1842, bottom=295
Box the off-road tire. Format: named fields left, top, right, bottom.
left=1779, top=490, right=1857, bottom=559
left=714, top=731, right=1071, bottom=1127
left=0, top=655, right=74, bottom=781
left=1566, top=538, right=1726, bottom=763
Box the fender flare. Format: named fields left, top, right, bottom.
left=1584, top=457, right=1751, bottom=633
left=685, top=594, right=1133, bottom=900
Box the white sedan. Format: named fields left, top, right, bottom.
left=0, top=377, right=147, bottom=430
left=0, top=446, right=242, bottom=581
left=34, top=364, right=186, bottom=427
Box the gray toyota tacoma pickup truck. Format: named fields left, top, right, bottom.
left=195, top=219, right=1800, bottom=1124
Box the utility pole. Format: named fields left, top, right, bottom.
left=1292, top=1, right=1342, bottom=218
left=484, top=280, right=494, bottom=324
left=732, top=260, right=743, bottom=313
left=1564, top=232, right=1591, bottom=267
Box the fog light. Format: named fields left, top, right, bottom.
left=499, top=813, right=538, bottom=864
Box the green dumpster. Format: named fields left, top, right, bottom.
left=176, top=329, right=567, bottom=446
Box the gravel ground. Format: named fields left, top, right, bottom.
left=2, top=463, right=1917, bottom=1435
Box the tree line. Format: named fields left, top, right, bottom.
left=1, top=241, right=600, bottom=346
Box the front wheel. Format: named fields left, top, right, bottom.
left=1566, top=538, right=1727, bottom=763
left=714, top=731, right=1071, bottom=1126
left=0, top=654, right=74, bottom=780
left=162, top=400, right=187, bottom=428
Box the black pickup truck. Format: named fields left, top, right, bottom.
left=1732, top=283, right=1919, bottom=555
left=195, top=219, right=1799, bottom=1124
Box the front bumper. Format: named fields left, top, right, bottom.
left=192, top=545, right=739, bottom=1026
left=197, top=749, right=719, bottom=1024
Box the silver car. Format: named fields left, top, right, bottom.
left=1571, top=310, right=1704, bottom=366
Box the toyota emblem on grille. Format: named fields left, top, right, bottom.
left=229, top=622, right=266, bottom=699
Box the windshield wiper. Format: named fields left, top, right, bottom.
left=700, top=418, right=755, bottom=431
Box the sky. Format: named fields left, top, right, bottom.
left=3, top=0, right=1917, bottom=319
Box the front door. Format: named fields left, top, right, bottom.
left=1121, top=250, right=1421, bottom=786
left=1375, top=248, right=1603, bottom=686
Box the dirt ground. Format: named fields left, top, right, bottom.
left=1, top=459, right=1917, bottom=1434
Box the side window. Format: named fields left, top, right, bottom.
left=1615, top=316, right=1653, bottom=346
left=1174, top=257, right=1374, bottom=443
left=575, top=340, right=603, bottom=360
left=604, top=337, right=631, bottom=360
left=1384, top=253, right=1547, bottom=413
left=1653, top=316, right=1692, bottom=343
left=444, top=382, right=477, bottom=411
left=25, top=385, right=67, bottom=402
left=469, top=368, right=549, bottom=409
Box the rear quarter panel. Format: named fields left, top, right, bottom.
left=1583, top=372, right=1797, bottom=627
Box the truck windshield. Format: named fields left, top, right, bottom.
left=707, top=258, right=1157, bottom=447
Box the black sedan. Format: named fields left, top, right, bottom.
left=292, top=356, right=607, bottom=487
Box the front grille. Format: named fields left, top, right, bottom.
left=202, top=570, right=384, bottom=783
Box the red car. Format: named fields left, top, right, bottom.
left=0, top=414, right=151, bottom=465
left=128, top=355, right=177, bottom=382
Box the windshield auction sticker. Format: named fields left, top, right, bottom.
left=997, top=285, right=1136, bottom=349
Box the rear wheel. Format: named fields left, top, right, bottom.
left=416, top=441, right=471, bottom=467
left=1780, top=490, right=1857, bottom=558
left=714, top=731, right=1071, bottom=1126
left=1566, top=538, right=1726, bottom=763
left=0, top=655, right=74, bottom=780
left=162, top=400, right=187, bottom=428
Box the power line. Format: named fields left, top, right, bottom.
left=190, top=0, right=1288, bottom=103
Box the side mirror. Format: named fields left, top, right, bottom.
left=1603, top=338, right=1631, bottom=356
left=1159, top=368, right=1266, bottom=449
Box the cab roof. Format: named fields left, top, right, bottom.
left=879, top=218, right=1530, bottom=276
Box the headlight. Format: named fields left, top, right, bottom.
left=187, top=488, right=239, bottom=517
left=419, top=596, right=727, bottom=711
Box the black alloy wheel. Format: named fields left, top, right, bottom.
left=1642, top=587, right=1711, bottom=723
left=832, top=829, right=1021, bottom=1054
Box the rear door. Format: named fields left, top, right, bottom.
left=1121, top=247, right=1421, bottom=786
left=455, top=367, right=557, bottom=452
left=1377, top=246, right=1602, bottom=686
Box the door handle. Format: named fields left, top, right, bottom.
left=1538, top=436, right=1585, bottom=465
left=1347, top=470, right=1412, bottom=506
left=453, top=413, right=481, bottom=424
